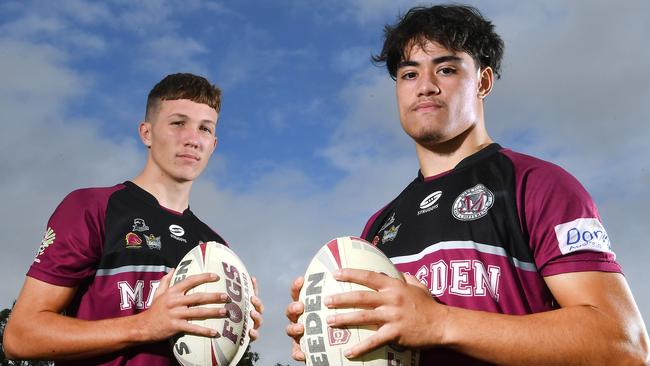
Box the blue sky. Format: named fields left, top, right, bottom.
left=1, top=1, right=649, bottom=364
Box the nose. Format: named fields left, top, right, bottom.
left=417, top=72, right=440, bottom=97
left=182, top=127, right=200, bottom=149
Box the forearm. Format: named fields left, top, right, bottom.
left=440, top=305, right=647, bottom=366
left=3, top=309, right=152, bottom=360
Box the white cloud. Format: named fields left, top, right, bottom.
left=137, top=35, right=209, bottom=76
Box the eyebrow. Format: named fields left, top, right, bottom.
left=167, top=113, right=216, bottom=124
left=397, top=55, right=463, bottom=69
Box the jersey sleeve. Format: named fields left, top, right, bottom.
left=506, top=151, right=621, bottom=277
left=27, top=188, right=112, bottom=287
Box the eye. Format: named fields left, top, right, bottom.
left=438, top=67, right=456, bottom=75
left=171, top=121, right=184, bottom=126
left=400, top=71, right=418, bottom=80
left=200, top=126, right=213, bottom=134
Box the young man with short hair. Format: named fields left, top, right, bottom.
left=4, top=73, right=263, bottom=365
left=286, top=5, right=648, bottom=365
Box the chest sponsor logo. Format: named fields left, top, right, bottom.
left=169, top=224, right=187, bottom=243
left=451, top=184, right=494, bottom=221
left=418, top=191, right=442, bottom=216
left=408, top=259, right=502, bottom=301
left=145, top=234, right=162, bottom=250
left=132, top=218, right=149, bottom=232
left=125, top=232, right=142, bottom=249
left=118, top=279, right=161, bottom=310
left=554, top=218, right=613, bottom=255
left=34, top=227, right=56, bottom=263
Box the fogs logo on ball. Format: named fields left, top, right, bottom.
left=554, top=218, right=614, bottom=255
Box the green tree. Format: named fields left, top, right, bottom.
left=237, top=346, right=259, bottom=365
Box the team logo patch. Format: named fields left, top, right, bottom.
left=452, top=184, right=494, bottom=221
left=382, top=224, right=402, bottom=244
left=145, top=234, right=161, bottom=250
left=554, top=218, right=614, bottom=255
left=379, top=212, right=395, bottom=233
left=418, top=191, right=442, bottom=216
left=371, top=235, right=380, bottom=246
left=132, top=218, right=149, bottom=232
left=34, top=227, right=56, bottom=263
left=125, top=232, right=142, bottom=249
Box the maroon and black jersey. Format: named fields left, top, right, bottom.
left=361, top=144, right=620, bottom=365
left=28, top=181, right=226, bottom=366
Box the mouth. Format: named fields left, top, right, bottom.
left=413, top=100, right=444, bottom=112
left=177, top=153, right=200, bottom=162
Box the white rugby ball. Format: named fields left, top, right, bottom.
left=298, top=236, right=419, bottom=366
left=169, top=241, right=254, bottom=366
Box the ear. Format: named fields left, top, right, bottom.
left=139, top=122, right=152, bottom=149
left=477, top=67, right=494, bottom=99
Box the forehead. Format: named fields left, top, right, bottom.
left=155, top=99, right=218, bottom=122
left=402, top=39, right=474, bottom=64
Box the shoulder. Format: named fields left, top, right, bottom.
left=361, top=175, right=420, bottom=241
left=59, top=184, right=126, bottom=209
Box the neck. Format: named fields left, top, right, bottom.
left=132, top=168, right=193, bottom=213
left=416, top=123, right=493, bottom=178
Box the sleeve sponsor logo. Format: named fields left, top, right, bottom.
left=554, top=218, right=614, bottom=255
left=34, top=227, right=56, bottom=263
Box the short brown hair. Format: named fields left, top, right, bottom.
left=145, top=73, right=222, bottom=121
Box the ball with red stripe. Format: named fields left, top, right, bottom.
left=170, top=241, right=253, bottom=366
left=298, top=236, right=419, bottom=366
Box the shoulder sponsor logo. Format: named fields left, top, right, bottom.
left=34, top=227, right=56, bottom=263
left=125, top=232, right=142, bottom=249
left=169, top=224, right=185, bottom=237
left=418, top=191, right=442, bottom=215
left=145, top=234, right=161, bottom=250
left=451, top=184, right=494, bottom=221
left=132, top=218, right=149, bottom=232
left=554, top=218, right=614, bottom=255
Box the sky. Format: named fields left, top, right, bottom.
left=1, top=0, right=649, bottom=364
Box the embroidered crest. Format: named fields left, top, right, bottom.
left=145, top=234, right=161, bottom=250
left=125, top=232, right=142, bottom=249
left=452, top=184, right=494, bottom=221
left=132, top=218, right=149, bottom=232
left=382, top=223, right=402, bottom=244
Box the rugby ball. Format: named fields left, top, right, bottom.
left=298, top=236, right=419, bottom=366
left=169, top=241, right=254, bottom=366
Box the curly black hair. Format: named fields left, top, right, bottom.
left=373, top=5, right=504, bottom=80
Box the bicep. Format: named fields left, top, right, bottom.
left=12, top=276, right=77, bottom=316
left=544, top=271, right=642, bottom=324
